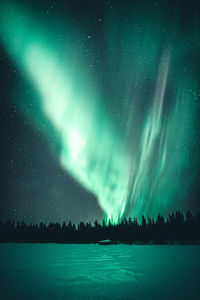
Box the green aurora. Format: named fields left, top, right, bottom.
left=0, top=1, right=199, bottom=222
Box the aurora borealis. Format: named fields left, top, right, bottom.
left=0, top=0, right=200, bottom=223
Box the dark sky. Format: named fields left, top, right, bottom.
left=0, top=0, right=200, bottom=224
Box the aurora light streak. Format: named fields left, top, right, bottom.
left=0, top=1, right=198, bottom=222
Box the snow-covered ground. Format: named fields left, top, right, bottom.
left=0, top=244, right=199, bottom=299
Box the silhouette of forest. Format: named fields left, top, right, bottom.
left=0, top=210, right=200, bottom=244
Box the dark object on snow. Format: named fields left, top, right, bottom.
left=99, top=239, right=113, bottom=245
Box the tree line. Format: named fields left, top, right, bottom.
left=0, top=210, right=200, bottom=244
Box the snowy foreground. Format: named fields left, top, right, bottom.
left=0, top=244, right=199, bottom=299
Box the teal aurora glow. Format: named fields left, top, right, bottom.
left=0, top=1, right=199, bottom=222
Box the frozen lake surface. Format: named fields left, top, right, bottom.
left=0, top=244, right=199, bottom=299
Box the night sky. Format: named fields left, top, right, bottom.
left=0, top=0, right=200, bottom=224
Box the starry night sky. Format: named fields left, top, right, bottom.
left=0, top=0, right=200, bottom=224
